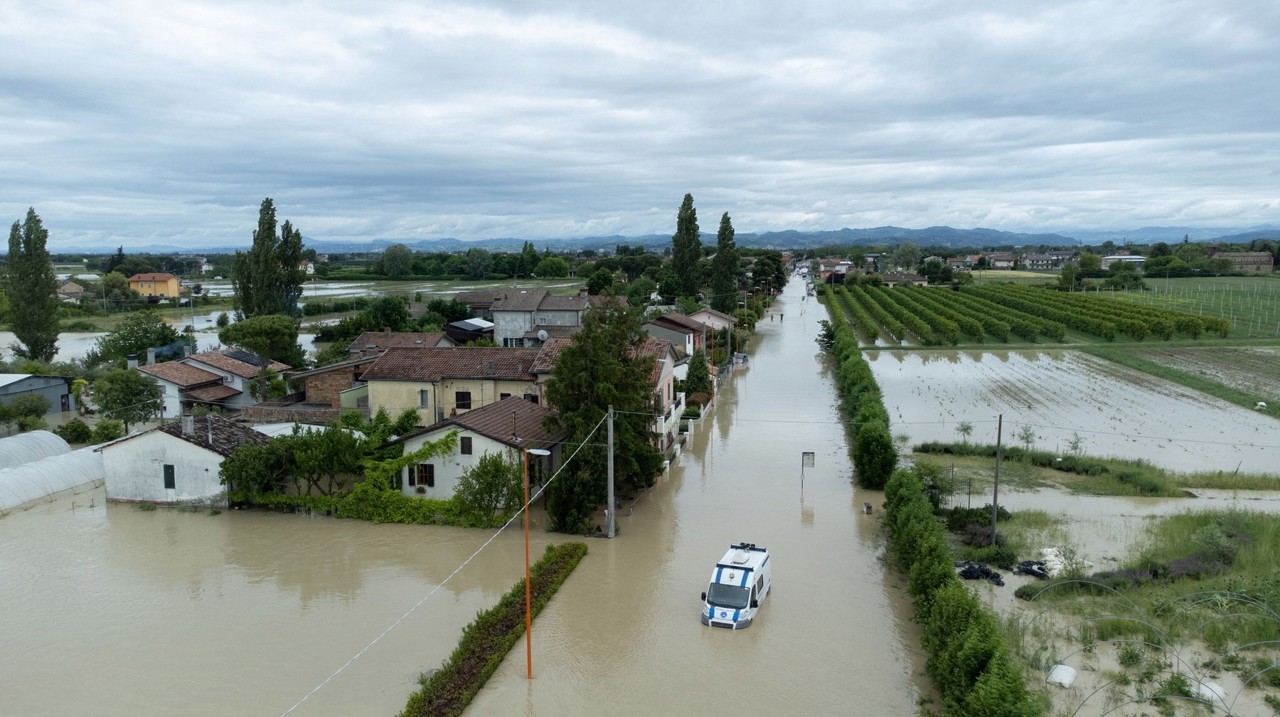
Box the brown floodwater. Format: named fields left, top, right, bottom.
left=0, top=277, right=928, bottom=716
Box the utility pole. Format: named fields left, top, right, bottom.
left=990, top=414, right=1003, bottom=545
left=607, top=405, right=615, bottom=538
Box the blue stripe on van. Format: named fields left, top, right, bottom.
left=739, top=570, right=750, bottom=587
left=714, top=566, right=724, bottom=583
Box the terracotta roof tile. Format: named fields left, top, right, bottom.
left=529, top=338, right=572, bottom=374
left=187, top=350, right=291, bottom=379
left=348, top=331, right=451, bottom=353
left=449, top=395, right=562, bottom=448
left=185, top=385, right=242, bottom=402
left=157, top=414, right=269, bottom=457
left=360, top=347, right=541, bottom=382
left=128, top=272, right=178, bottom=282
left=492, top=289, right=548, bottom=312
left=137, top=361, right=223, bottom=388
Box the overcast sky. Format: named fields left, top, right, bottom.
left=3, top=1, right=1278, bottom=251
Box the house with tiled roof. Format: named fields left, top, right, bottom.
left=632, top=337, right=682, bottom=457
left=137, top=349, right=292, bottom=413
left=492, top=288, right=594, bottom=347
left=642, top=312, right=706, bottom=360
left=347, top=331, right=455, bottom=358
left=98, top=414, right=270, bottom=506
left=386, top=396, right=563, bottom=501
left=127, top=272, right=181, bottom=298
left=688, top=307, right=737, bottom=333
left=361, top=346, right=544, bottom=425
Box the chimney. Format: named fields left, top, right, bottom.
left=206, top=415, right=214, bottom=444
left=182, top=415, right=194, bottom=436
left=183, top=345, right=191, bottom=357
left=146, top=347, right=156, bottom=365
left=127, top=354, right=139, bottom=369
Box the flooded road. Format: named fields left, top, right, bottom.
left=0, top=277, right=926, bottom=715
left=467, top=280, right=925, bottom=715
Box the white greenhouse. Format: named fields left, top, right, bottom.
left=0, top=430, right=71, bottom=470
left=0, top=445, right=104, bottom=514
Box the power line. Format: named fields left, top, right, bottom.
left=278, top=411, right=608, bottom=717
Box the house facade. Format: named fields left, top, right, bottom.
left=688, top=307, right=737, bottom=333
left=389, top=396, right=562, bottom=501
left=491, top=289, right=592, bottom=347
left=642, top=312, right=706, bottom=359
left=1211, top=251, right=1274, bottom=274
left=128, top=272, right=181, bottom=298
left=98, top=414, right=269, bottom=506
left=634, top=337, right=683, bottom=457
left=360, top=346, right=543, bottom=425
left=136, top=349, right=292, bottom=413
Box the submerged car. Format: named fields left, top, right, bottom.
left=700, top=543, right=771, bottom=629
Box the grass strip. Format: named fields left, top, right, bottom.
left=1083, top=345, right=1280, bottom=420
left=399, top=542, right=588, bottom=717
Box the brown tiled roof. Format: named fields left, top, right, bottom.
left=185, top=385, right=242, bottom=402
left=450, top=396, right=561, bottom=448
left=348, top=331, right=451, bottom=353
left=529, top=338, right=572, bottom=374
left=633, top=337, right=672, bottom=384
left=128, top=272, right=178, bottom=282
left=360, top=347, right=542, bottom=382
left=690, top=307, right=736, bottom=325
left=187, top=350, right=291, bottom=379
left=156, top=414, right=270, bottom=457
left=137, top=361, right=223, bottom=389
left=492, top=289, right=547, bottom=312
left=650, top=312, right=703, bottom=333
left=454, top=290, right=507, bottom=307
left=539, top=294, right=589, bottom=311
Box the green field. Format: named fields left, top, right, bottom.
left=1099, top=274, right=1280, bottom=338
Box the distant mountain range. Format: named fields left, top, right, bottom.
left=47, top=224, right=1280, bottom=255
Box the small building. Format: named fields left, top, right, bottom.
left=177, top=349, right=293, bottom=411
left=1100, top=254, right=1147, bottom=271
left=128, top=272, right=181, bottom=299
left=0, top=373, right=75, bottom=414
left=1022, top=253, right=1058, bottom=271
left=643, top=312, right=707, bottom=360
left=688, top=307, right=738, bottom=333
left=98, top=414, right=270, bottom=506
left=881, top=272, right=928, bottom=288
left=491, top=289, right=595, bottom=347
left=136, top=360, right=231, bottom=418
left=57, top=281, right=86, bottom=303
left=443, top=318, right=495, bottom=345
left=389, top=396, right=563, bottom=501
left=985, top=253, right=1016, bottom=270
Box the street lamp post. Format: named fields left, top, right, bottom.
left=522, top=446, right=550, bottom=679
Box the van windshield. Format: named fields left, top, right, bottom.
left=706, top=583, right=750, bottom=609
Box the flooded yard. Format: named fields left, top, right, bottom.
left=869, top=349, right=1280, bottom=476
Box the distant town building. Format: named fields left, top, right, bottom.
left=128, top=272, right=181, bottom=298
left=1207, top=249, right=1274, bottom=274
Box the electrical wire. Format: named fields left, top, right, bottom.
left=278, top=411, right=608, bottom=717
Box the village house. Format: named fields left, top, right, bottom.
left=687, top=307, right=737, bottom=333
left=360, top=346, right=544, bottom=426
left=98, top=414, right=270, bottom=506
left=634, top=336, right=683, bottom=457
left=136, top=349, right=292, bottom=414
left=880, top=272, right=928, bottom=288
left=387, top=396, right=563, bottom=501
left=491, top=288, right=597, bottom=347
left=985, top=252, right=1016, bottom=270
left=127, top=272, right=181, bottom=298
left=241, top=355, right=382, bottom=425
left=1021, top=253, right=1057, bottom=271
left=642, top=312, right=706, bottom=360
left=57, top=281, right=85, bottom=303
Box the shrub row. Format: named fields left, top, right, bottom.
left=300, top=297, right=374, bottom=316
left=832, top=286, right=882, bottom=343
left=884, top=468, right=1040, bottom=716
left=1006, top=284, right=1230, bottom=339
left=819, top=286, right=897, bottom=489
left=864, top=285, right=940, bottom=344
left=229, top=480, right=494, bottom=527
left=849, top=284, right=906, bottom=341
left=400, top=542, right=589, bottom=717
left=876, top=286, right=963, bottom=345
left=900, top=286, right=986, bottom=341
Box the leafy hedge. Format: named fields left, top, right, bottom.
left=400, top=542, right=588, bottom=717
left=229, top=481, right=490, bottom=527
left=819, top=286, right=896, bottom=488
left=884, top=468, right=1042, bottom=716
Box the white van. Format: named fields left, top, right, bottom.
left=700, top=543, right=771, bottom=629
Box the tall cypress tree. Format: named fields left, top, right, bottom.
left=231, top=198, right=306, bottom=318
left=5, top=208, right=60, bottom=361
left=670, top=194, right=702, bottom=297
left=710, top=212, right=740, bottom=313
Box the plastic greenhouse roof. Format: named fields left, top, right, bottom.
left=0, top=430, right=71, bottom=470
left=0, top=448, right=104, bottom=513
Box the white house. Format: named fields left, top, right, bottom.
left=688, top=307, right=737, bottom=333
left=389, top=396, right=562, bottom=501
left=97, top=414, right=270, bottom=506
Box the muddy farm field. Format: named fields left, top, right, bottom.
left=1121, top=346, right=1280, bottom=404
left=867, top=349, right=1279, bottom=476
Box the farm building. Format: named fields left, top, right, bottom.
left=97, top=414, right=269, bottom=506
left=0, top=374, right=76, bottom=415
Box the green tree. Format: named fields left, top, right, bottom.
left=8, top=392, right=51, bottom=419
left=218, top=314, right=305, bottom=367
left=287, top=424, right=365, bottom=495
left=956, top=421, right=974, bottom=443
left=623, top=276, right=657, bottom=307
left=684, top=348, right=711, bottom=396
left=889, top=241, right=922, bottom=271
left=587, top=267, right=614, bottom=295
left=365, top=296, right=412, bottom=332
left=1016, top=425, right=1036, bottom=450
left=5, top=208, right=60, bottom=361
left=93, top=368, right=163, bottom=431
left=231, top=198, right=306, bottom=319
left=1078, top=252, right=1102, bottom=274
left=463, top=247, right=492, bottom=279
left=534, top=256, right=570, bottom=278
left=671, top=194, right=702, bottom=297
left=85, top=310, right=182, bottom=366
left=381, top=243, right=415, bottom=278
left=543, top=297, right=663, bottom=532
left=710, top=212, right=740, bottom=313
left=453, top=451, right=523, bottom=526
left=518, top=241, right=540, bottom=278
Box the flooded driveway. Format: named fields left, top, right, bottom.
left=0, top=278, right=926, bottom=715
